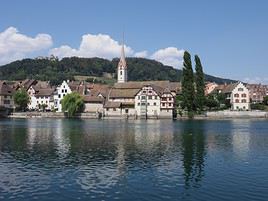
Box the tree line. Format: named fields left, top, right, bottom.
left=0, top=57, right=235, bottom=86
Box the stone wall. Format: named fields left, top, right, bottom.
left=205, top=110, right=268, bottom=118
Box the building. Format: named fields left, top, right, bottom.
left=117, top=41, right=127, bottom=83
left=27, top=81, right=55, bottom=111
left=101, top=42, right=180, bottom=118
left=83, top=95, right=104, bottom=113
left=0, top=81, right=14, bottom=110
left=214, top=82, right=250, bottom=110
left=205, top=82, right=218, bottom=95
left=246, top=84, right=268, bottom=103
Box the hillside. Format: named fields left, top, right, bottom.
left=0, top=57, right=235, bottom=85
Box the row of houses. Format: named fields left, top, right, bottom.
left=205, top=81, right=268, bottom=110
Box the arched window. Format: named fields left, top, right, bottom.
left=242, top=93, right=247, bottom=97
left=235, top=99, right=239, bottom=103
left=242, top=99, right=247, bottom=103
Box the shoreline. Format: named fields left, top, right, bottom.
left=5, top=111, right=268, bottom=120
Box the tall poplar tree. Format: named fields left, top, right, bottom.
left=194, top=55, right=205, bottom=112
left=182, top=51, right=195, bottom=116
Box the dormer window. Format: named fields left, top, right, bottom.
left=238, top=88, right=244, bottom=91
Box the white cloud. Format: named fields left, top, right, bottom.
left=151, top=47, right=184, bottom=68
left=50, top=34, right=184, bottom=69
left=0, top=27, right=185, bottom=70
left=0, top=26, right=53, bottom=65
left=134, top=50, right=148, bottom=58
left=50, top=33, right=133, bottom=60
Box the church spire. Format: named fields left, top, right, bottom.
left=118, top=33, right=127, bottom=69
left=117, top=33, right=127, bottom=83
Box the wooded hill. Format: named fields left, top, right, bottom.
left=0, top=57, right=235, bottom=85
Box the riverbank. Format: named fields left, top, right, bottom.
left=6, top=110, right=268, bottom=120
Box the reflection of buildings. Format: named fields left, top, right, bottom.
left=231, top=119, right=251, bottom=158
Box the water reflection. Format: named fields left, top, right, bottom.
left=180, top=121, right=206, bottom=189
left=1, top=119, right=268, bottom=201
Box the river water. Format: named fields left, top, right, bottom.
left=0, top=118, right=268, bottom=201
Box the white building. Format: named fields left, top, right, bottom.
left=214, top=82, right=250, bottom=111
left=54, top=80, right=72, bottom=112
left=27, top=85, right=55, bottom=111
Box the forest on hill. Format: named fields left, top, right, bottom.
left=0, top=57, right=235, bottom=85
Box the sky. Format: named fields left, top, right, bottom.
left=0, top=0, right=268, bottom=83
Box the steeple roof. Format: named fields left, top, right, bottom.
left=118, top=42, right=127, bottom=69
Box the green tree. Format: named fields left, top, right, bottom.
left=263, top=96, right=268, bottom=105
left=61, top=92, right=85, bottom=117
left=205, top=95, right=219, bottom=110
left=194, top=55, right=205, bottom=113
left=182, top=51, right=195, bottom=117
left=13, top=89, right=30, bottom=111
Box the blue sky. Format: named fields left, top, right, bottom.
left=0, top=0, right=268, bottom=83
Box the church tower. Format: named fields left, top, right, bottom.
left=117, top=41, right=127, bottom=83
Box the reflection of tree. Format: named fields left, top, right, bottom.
left=181, top=120, right=206, bottom=188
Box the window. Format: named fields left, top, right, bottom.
left=154, top=102, right=156, bottom=106
left=63, top=94, right=65, bottom=97
left=138, top=103, right=140, bottom=106
left=235, top=99, right=239, bottom=103
left=58, top=94, right=61, bottom=98
left=147, top=103, right=150, bottom=106
left=149, top=90, right=152, bottom=93
left=242, top=99, right=247, bottom=103
left=141, top=96, right=146, bottom=100
left=155, top=96, right=158, bottom=99
left=63, top=85, right=65, bottom=88
left=148, top=96, right=152, bottom=99
left=143, top=90, right=146, bottom=94
left=120, top=71, right=122, bottom=75
left=138, top=96, right=140, bottom=100
left=168, top=97, right=172, bottom=101
left=3, top=100, right=10, bottom=105
left=113, top=108, right=116, bottom=111
left=238, top=88, right=244, bottom=91
left=65, top=89, right=67, bottom=93
left=234, top=93, right=239, bottom=97
left=242, top=93, right=247, bottom=97
left=62, top=89, right=64, bottom=93
left=4, top=95, right=7, bottom=98
left=162, top=103, right=165, bottom=106
left=141, top=103, right=146, bottom=106
left=125, top=109, right=128, bottom=113
left=162, top=97, right=167, bottom=101
left=106, top=108, right=109, bottom=111
left=169, top=103, right=172, bottom=106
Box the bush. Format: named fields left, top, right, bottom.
left=250, top=103, right=266, bottom=110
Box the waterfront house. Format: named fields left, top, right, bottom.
left=214, top=82, right=250, bottom=110
left=0, top=81, right=15, bottom=110
left=246, top=84, right=268, bottom=103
